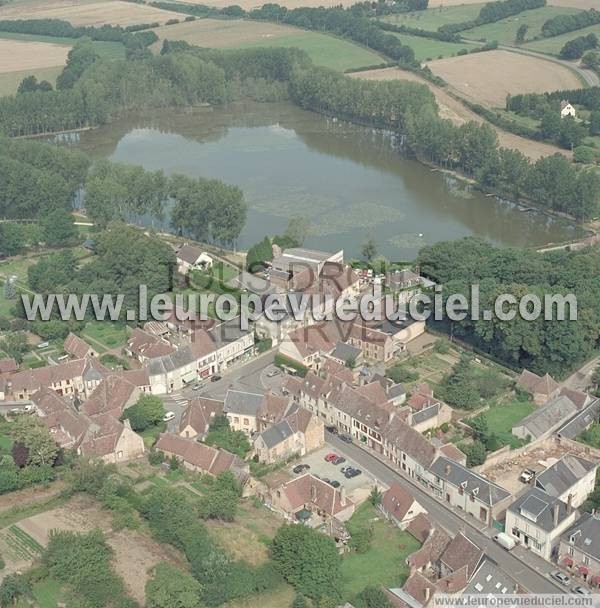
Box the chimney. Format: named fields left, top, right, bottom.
left=567, top=493, right=573, bottom=514
left=554, top=504, right=560, bottom=527
left=445, top=463, right=451, bottom=476
left=424, top=587, right=431, bottom=601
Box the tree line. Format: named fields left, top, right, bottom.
left=418, top=237, right=600, bottom=376
left=560, top=33, right=598, bottom=60
left=541, top=8, right=600, bottom=39
left=438, top=0, right=545, bottom=35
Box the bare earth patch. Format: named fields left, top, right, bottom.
left=15, top=496, right=185, bottom=604
left=0, top=0, right=183, bottom=27
left=426, top=50, right=581, bottom=108
left=153, top=18, right=300, bottom=48
left=0, top=39, right=69, bottom=73
left=350, top=67, right=569, bottom=161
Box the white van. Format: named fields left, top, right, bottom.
left=493, top=532, right=516, bottom=551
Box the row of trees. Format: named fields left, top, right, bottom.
left=417, top=237, right=600, bottom=375
left=541, top=8, right=600, bottom=39
left=510, top=86, right=600, bottom=113
left=559, top=33, right=598, bottom=60
left=437, top=0, right=545, bottom=35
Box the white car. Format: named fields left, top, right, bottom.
left=163, top=411, right=176, bottom=422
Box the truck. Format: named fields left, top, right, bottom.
left=493, top=532, right=516, bottom=551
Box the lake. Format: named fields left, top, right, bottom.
left=75, top=101, right=585, bottom=259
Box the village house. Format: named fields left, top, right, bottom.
left=557, top=397, right=600, bottom=439
left=81, top=374, right=140, bottom=419
left=506, top=487, right=579, bottom=560
left=223, top=389, right=290, bottom=436
left=534, top=454, right=598, bottom=509
left=125, top=328, right=175, bottom=364
left=63, top=333, right=97, bottom=360
left=0, top=358, right=18, bottom=375
left=558, top=512, right=600, bottom=585
left=261, top=471, right=355, bottom=523
left=176, top=244, right=213, bottom=274
left=428, top=457, right=512, bottom=526
left=379, top=483, right=427, bottom=529
left=155, top=433, right=249, bottom=484
left=178, top=397, right=224, bottom=440
left=560, top=100, right=576, bottom=118
left=253, top=405, right=324, bottom=464
left=512, top=394, right=578, bottom=441
left=516, top=369, right=560, bottom=405
left=405, top=383, right=452, bottom=434
left=6, top=358, right=109, bottom=401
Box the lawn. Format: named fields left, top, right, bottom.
left=462, top=6, right=582, bottom=45
left=31, top=578, right=63, bottom=608
left=390, top=32, right=471, bottom=61
left=381, top=3, right=485, bottom=32
left=224, top=584, right=295, bottom=608
left=340, top=502, right=420, bottom=598
left=469, top=400, right=535, bottom=448
left=235, top=31, right=384, bottom=71
left=82, top=321, right=129, bottom=352
left=523, top=23, right=600, bottom=55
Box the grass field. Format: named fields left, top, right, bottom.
left=341, top=503, right=420, bottom=598
left=154, top=19, right=384, bottom=71
left=31, top=578, right=63, bottom=608
left=462, top=6, right=581, bottom=45
left=381, top=4, right=485, bottom=32
left=523, top=23, right=600, bottom=55
left=427, top=50, right=581, bottom=107
left=82, top=321, right=129, bottom=352
left=469, top=400, right=535, bottom=448
left=392, top=32, right=470, bottom=61
left=0, top=0, right=183, bottom=27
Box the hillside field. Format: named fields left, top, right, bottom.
left=523, top=23, right=600, bottom=55
left=391, top=31, right=470, bottom=60
left=381, top=4, right=485, bottom=31
left=427, top=50, right=582, bottom=107
left=154, top=19, right=384, bottom=71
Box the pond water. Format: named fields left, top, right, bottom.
left=74, top=101, right=585, bottom=259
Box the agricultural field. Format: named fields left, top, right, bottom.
left=179, top=0, right=356, bottom=8
left=391, top=32, right=470, bottom=60
left=523, top=23, right=600, bottom=55
left=429, top=0, right=592, bottom=5
left=381, top=3, right=485, bottom=31
left=427, top=50, right=582, bottom=107
left=0, top=39, right=68, bottom=73
left=462, top=6, right=581, bottom=45
left=0, top=0, right=183, bottom=27
left=153, top=19, right=384, bottom=71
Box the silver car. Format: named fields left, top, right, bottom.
left=550, top=571, right=570, bottom=586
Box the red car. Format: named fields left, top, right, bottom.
left=324, top=453, right=338, bottom=462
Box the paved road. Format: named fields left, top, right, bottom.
left=326, top=433, right=566, bottom=595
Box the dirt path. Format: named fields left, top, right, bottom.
left=350, top=67, right=570, bottom=161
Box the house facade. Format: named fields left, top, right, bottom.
left=558, top=512, right=600, bottom=585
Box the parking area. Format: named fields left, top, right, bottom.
left=293, top=446, right=385, bottom=504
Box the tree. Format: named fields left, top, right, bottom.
left=292, top=595, right=308, bottom=608
left=574, top=146, right=596, bottom=164
left=271, top=524, right=341, bottom=600
left=282, top=216, right=311, bottom=247
left=0, top=574, right=30, bottom=607
left=198, top=471, right=241, bottom=522
left=204, top=416, right=251, bottom=458
left=440, top=354, right=479, bottom=409
left=590, top=110, right=600, bottom=136
left=41, top=208, right=77, bottom=246
left=2, top=278, right=15, bottom=301
left=461, top=440, right=486, bottom=467
left=515, top=24, right=528, bottom=44
left=146, top=563, right=202, bottom=608
left=540, top=111, right=561, bottom=141
left=368, top=486, right=382, bottom=506
left=354, top=587, right=394, bottom=608
left=122, top=394, right=165, bottom=432
left=11, top=416, right=59, bottom=466
left=361, top=238, right=377, bottom=262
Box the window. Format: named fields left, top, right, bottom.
left=243, top=418, right=249, bottom=425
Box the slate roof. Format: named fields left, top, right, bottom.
left=557, top=398, right=600, bottom=439
left=464, top=559, right=519, bottom=595
left=513, top=395, right=578, bottom=439
left=430, top=457, right=511, bottom=507
left=535, top=454, right=597, bottom=498
left=330, top=342, right=361, bottom=364
left=560, top=512, right=600, bottom=562
left=383, top=417, right=437, bottom=468
left=412, top=403, right=440, bottom=426
left=177, top=245, right=204, bottom=265
left=508, top=487, right=571, bottom=532
left=258, top=420, right=295, bottom=449
left=224, top=389, right=266, bottom=417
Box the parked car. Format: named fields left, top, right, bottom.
left=344, top=468, right=362, bottom=479
left=324, top=453, right=338, bottom=462
left=339, top=434, right=353, bottom=444
left=341, top=466, right=352, bottom=474
left=293, top=464, right=310, bottom=474
left=321, top=477, right=330, bottom=484
left=266, top=369, right=280, bottom=378
left=331, top=456, right=346, bottom=465
left=211, top=374, right=222, bottom=382
left=572, top=586, right=591, bottom=595
left=493, top=532, right=516, bottom=551
left=325, top=426, right=338, bottom=435
left=550, top=571, right=570, bottom=586
left=192, top=382, right=204, bottom=391
left=163, top=411, right=176, bottom=422
left=520, top=468, right=535, bottom=484
left=328, top=480, right=341, bottom=488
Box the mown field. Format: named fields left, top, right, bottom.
left=0, top=0, right=183, bottom=27
left=381, top=3, right=485, bottom=31
left=462, top=6, right=581, bottom=45
left=523, top=23, right=600, bottom=55
left=154, top=19, right=385, bottom=71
